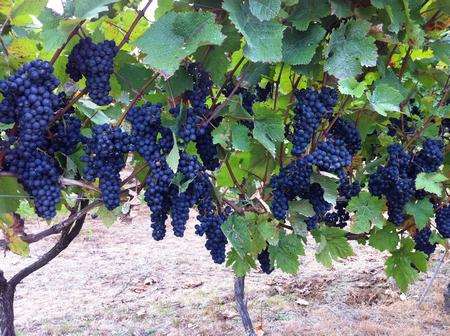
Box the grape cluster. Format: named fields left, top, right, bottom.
left=369, top=140, right=444, bottom=226
left=0, top=60, right=61, bottom=154
left=329, top=118, right=362, bottom=155
left=369, top=144, right=415, bottom=225
left=82, top=124, right=133, bottom=210
left=6, top=149, right=61, bottom=219
left=126, top=103, right=174, bottom=240
left=414, top=227, right=436, bottom=256
left=270, top=87, right=360, bottom=229
left=257, top=248, right=274, bottom=274
left=270, top=158, right=312, bottom=220
left=306, top=139, right=352, bottom=172
left=45, top=115, right=83, bottom=155
left=435, top=205, right=450, bottom=238
left=0, top=61, right=72, bottom=219
left=411, top=139, right=444, bottom=174
left=66, top=38, right=118, bottom=105
left=291, top=88, right=338, bottom=156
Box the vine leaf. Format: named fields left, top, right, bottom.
left=405, top=199, right=434, bottom=230
left=226, top=248, right=256, bottom=276
left=338, top=78, right=367, bottom=98
left=249, top=0, right=281, bottom=21
left=369, top=70, right=407, bottom=116
left=0, top=176, right=26, bottom=213
left=347, top=191, right=385, bottom=233
left=96, top=205, right=121, bottom=227
left=369, top=224, right=399, bottom=252
left=324, top=19, right=378, bottom=80
left=330, top=0, right=352, bottom=18
left=288, top=0, right=329, bottom=31
left=431, top=37, right=450, bottom=65
left=136, top=12, right=225, bottom=77
left=282, top=24, right=326, bottom=65
left=38, top=9, right=80, bottom=52
left=312, top=227, right=354, bottom=268
left=166, top=132, right=179, bottom=173
left=371, top=0, right=407, bottom=33
left=385, top=238, right=428, bottom=292
left=268, top=232, right=304, bottom=273
left=415, top=172, right=447, bottom=197
left=67, top=0, right=120, bottom=19
left=222, top=213, right=253, bottom=258
left=252, top=104, right=284, bottom=157
left=223, top=0, right=284, bottom=63
left=231, top=123, right=251, bottom=151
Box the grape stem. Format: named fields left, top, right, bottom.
left=51, top=88, right=88, bottom=125
left=406, top=74, right=450, bottom=148
left=0, top=172, right=99, bottom=192
left=203, top=75, right=246, bottom=127
left=116, top=73, right=159, bottom=127
left=117, top=0, right=153, bottom=50
left=398, top=46, right=412, bottom=79
left=211, top=55, right=246, bottom=107
left=225, top=155, right=246, bottom=196
left=50, top=20, right=86, bottom=65
left=0, top=36, right=8, bottom=56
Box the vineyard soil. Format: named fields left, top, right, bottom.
left=2, top=206, right=449, bottom=336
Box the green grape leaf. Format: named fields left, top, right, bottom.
left=249, top=0, right=281, bottom=21
left=252, top=104, right=284, bottom=157
left=288, top=0, right=329, bottom=31
left=312, top=226, right=354, bottom=268
left=215, top=153, right=248, bottom=187
left=212, top=119, right=233, bottom=147
left=226, top=248, right=256, bottom=276
left=415, top=172, right=447, bottom=197
left=96, top=205, right=121, bottom=227
left=231, top=123, right=251, bottom=151
left=311, top=173, right=339, bottom=205
left=78, top=101, right=112, bottom=124
left=330, top=0, right=352, bottom=18
left=166, top=133, right=179, bottom=173
left=257, top=219, right=279, bottom=245
left=369, top=224, right=399, bottom=252
left=161, top=67, right=193, bottom=98
left=371, top=0, right=407, bottom=33
left=223, top=0, right=284, bottom=63
left=347, top=191, right=385, bottom=233
left=136, top=12, right=225, bottom=77
left=12, top=0, right=47, bottom=18
left=405, top=199, right=434, bottom=230
left=73, top=0, right=120, bottom=19
left=288, top=213, right=308, bottom=237
left=268, top=232, right=305, bottom=273
left=0, top=177, right=26, bottom=214
left=338, top=78, right=367, bottom=98
left=202, top=46, right=229, bottom=86
left=324, top=19, right=378, bottom=80
left=282, top=24, right=326, bottom=65
left=289, top=199, right=315, bottom=217
left=369, top=84, right=404, bottom=116
left=431, top=37, right=450, bottom=65
left=222, top=213, right=253, bottom=258
left=385, top=238, right=428, bottom=292
left=155, top=0, right=174, bottom=20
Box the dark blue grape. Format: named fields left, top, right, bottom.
left=435, top=205, right=450, bottom=238
left=66, top=38, right=118, bottom=105
left=411, top=138, right=444, bottom=175
left=82, top=124, right=133, bottom=210
left=257, top=248, right=274, bottom=274
left=329, top=118, right=361, bottom=155
left=414, top=227, right=436, bottom=256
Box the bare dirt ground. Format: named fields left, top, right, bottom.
left=2, top=206, right=449, bottom=336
